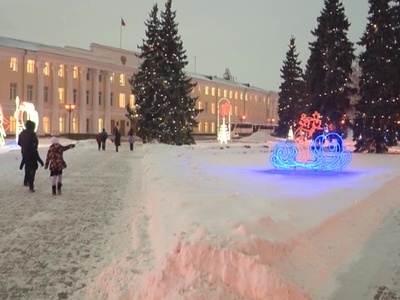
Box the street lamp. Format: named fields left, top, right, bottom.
left=268, top=118, right=275, bottom=135
left=65, top=103, right=75, bottom=134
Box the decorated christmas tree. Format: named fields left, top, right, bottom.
left=129, top=4, right=163, bottom=143
left=353, top=0, right=400, bottom=153
left=277, top=36, right=306, bottom=138
left=305, top=0, right=356, bottom=134
left=129, top=0, right=198, bottom=145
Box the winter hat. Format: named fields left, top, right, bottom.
left=50, top=136, right=59, bottom=145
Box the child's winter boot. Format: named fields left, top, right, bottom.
left=57, top=183, right=62, bottom=195
left=52, top=185, right=57, bottom=195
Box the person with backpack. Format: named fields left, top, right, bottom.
left=100, top=128, right=108, bottom=150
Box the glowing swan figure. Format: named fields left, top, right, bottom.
left=0, top=104, right=7, bottom=146
left=14, top=96, right=39, bottom=143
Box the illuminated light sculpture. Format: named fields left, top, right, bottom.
left=270, top=112, right=352, bottom=171
left=0, top=104, right=8, bottom=146
left=217, top=99, right=232, bottom=144
left=14, top=96, right=39, bottom=143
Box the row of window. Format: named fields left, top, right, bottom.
left=9, top=83, right=135, bottom=108
left=9, top=57, right=127, bottom=86
left=194, top=84, right=266, bottom=103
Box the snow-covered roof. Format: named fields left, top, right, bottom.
left=0, top=36, right=41, bottom=51
left=186, top=71, right=273, bottom=93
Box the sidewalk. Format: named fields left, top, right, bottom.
left=0, top=141, right=149, bottom=300
left=329, top=206, right=400, bottom=300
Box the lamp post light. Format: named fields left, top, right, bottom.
left=268, top=118, right=275, bottom=135
left=65, top=103, right=76, bottom=134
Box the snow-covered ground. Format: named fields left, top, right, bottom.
left=1, top=132, right=400, bottom=299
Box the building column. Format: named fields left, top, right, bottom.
left=65, top=65, right=73, bottom=133
left=35, top=61, right=44, bottom=136
left=51, top=64, right=60, bottom=135
left=104, top=71, right=111, bottom=133
left=79, top=67, right=87, bottom=134
left=91, top=69, right=100, bottom=134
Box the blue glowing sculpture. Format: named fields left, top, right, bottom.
left=270, top=112, right=352, bottom=171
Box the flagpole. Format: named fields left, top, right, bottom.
left=120, top=24, right=122, bottom=49
left=120, top=17, right=125, bottom=49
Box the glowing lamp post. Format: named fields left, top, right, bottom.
left=268, top=118, right=275, bottom=134
left=65, top=104, right=75, bottom=134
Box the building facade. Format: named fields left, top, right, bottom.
left=0, top=36, right=278, bottom=137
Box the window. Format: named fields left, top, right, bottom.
left=235, top=91, right=239, bottom=100
left=86, top=90, right=90, bottom=105
left=73, top=66, right=78, bottom=79
left=27, top=85, right=34, bottom=101
left=99, top=71, right=102, bottom=82
left=59, top=117, right=64, bottom=134
left=110, top=92, right=114, bottom=106
left=10, top=57, right=18, bottom=72
left=197, top=84, right=202, bottom=93
left=218, top=89, right=221, bottom=97
left=205, top=86, right=209, bottom=95
left=58, top=88, right=64, bottom=104
left=27, top=60, right=35, bottom=74
left=73, top=89, right=77, bottom=104
left=58, top=64, right=64, bottom=77
left=229, top=91, right=233, bottom=99
left=119, top=93, right=126, bottom=108
left=44, top=86, right=49, bottom=102
left=197, top=122, right=202, bottom=133
left=86, top=69, right=90, bottom=81
left=211, top=103, right=215, bottom=114
left=43, top=62, right=50, bottom=76
left=43, top=117, right=50, bottom=134
left=204, top=122, right=209, bottom=133
left=119, top=74, right=125, bottom=86
left=197, top=101, right=202, bottom=110
left=129, top=94, right=135, bottom=108
left=99, top=91, right=102, bottom=105
left=223, top=90, right=227, bottom=97
left=110, top=73, right=114, bottom=84
left=10, top=83, right=17, bottom=101
left=211, top=87, right=216, bottom=96
left=211, top=122, right=216, bottom=134
left=205, top=102, right=208, bottom=113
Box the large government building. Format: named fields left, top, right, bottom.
left=0, top=36, right=278, bottom=137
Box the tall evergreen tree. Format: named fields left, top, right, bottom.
left=353, top=0, right=399, bottom=153
left=155, top=0, right=198, bottom=145
left=276, top=37, right=306, bottom=137
left=305, top=0, right=356, bottom=134
left=129, top=4, right=163, bottom=143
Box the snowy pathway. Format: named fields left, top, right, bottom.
left=0, top=140, right=152, bottom=300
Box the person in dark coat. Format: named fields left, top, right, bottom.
left=113, top=126, right=121, bottom=152
left=20, top=146, right=44, bottom=192
left=128, top=127, right=134, bottom=151
left=96, top=133, right=102, bottom=151
left=100, top=128, right=108, bottom=150
left=18, top=120, right=38, bottom=186
left=44, top=136, right=75, bottom=195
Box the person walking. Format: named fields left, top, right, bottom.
left=19, top=146, right=44, bottom=192
left=44, top=137, right=75, bottom=195
left=113, top=126, right=121, bottom=152
left=128, top=127, right=134, bottom=151
left=96, top=132, right=102, bottom=151
left=100, top=128, right=108, bottom=150
left=18, top=120, right=38, bottom=186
